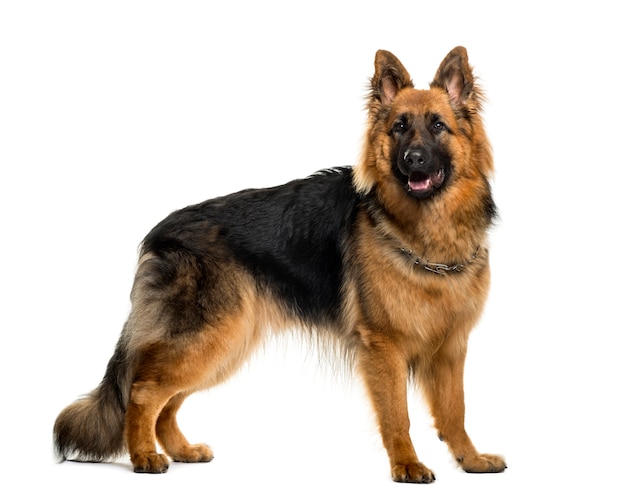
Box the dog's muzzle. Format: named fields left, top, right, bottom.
left=400, top=148, right=446, bottom=197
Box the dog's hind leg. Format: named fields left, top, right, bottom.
left=125, top=308, right=264, bottom=473
left=122, top=249, right=268, bottom=473
left=126, top=376, right=176, bottom=473
left=156, top=391, right=214, bottom=463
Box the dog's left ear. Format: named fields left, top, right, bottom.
left=431, top=46, right=475, bottom=108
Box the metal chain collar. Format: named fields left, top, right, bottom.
left=400, top=246, right=480, bottom=276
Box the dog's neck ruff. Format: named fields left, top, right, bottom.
left=400, top=246, right=480, bottom=276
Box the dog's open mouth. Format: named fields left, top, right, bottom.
left=407, top=168, right=446, bottom=195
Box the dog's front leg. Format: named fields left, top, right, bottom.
left=357, top=338, right=435, bottom=483
left=420, top=338, right=506, bottom=473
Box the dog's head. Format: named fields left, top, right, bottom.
left=354, top=47, right=492, bottom=203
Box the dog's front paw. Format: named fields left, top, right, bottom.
left=459, top=453, right=506, bottom=473
left=391, top=461, right=436, bottom=483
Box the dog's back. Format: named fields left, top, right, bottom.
left=142, top=167, right=359, bottom=330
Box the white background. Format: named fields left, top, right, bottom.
left=1, top=1, right=624, bottom=497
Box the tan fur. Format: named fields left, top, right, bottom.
left=53, top=47, right=505, bottom=481
left=346, top=48, right=503, bottom=481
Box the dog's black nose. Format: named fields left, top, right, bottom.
left=403, top=148, right=430, bottom=170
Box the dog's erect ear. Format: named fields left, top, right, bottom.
left=371, top=50, right=413, bottom=105
left=431, top=46, right=475, bottom=108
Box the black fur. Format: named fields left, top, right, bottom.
left=389, top=111, right=453, bottom=199
left=142, top=167, right=360, bottom=329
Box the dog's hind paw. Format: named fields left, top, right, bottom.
left=132, top=452, right=170, bottom=473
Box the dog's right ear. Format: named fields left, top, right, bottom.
left=370, top=50, right=413, bottom=106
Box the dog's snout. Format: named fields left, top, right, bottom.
left=403, top=148, right=430, bottom=169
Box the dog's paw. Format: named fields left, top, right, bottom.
left=132, top=452, right=170, bottom=473
left=459, top=453, right=506, bottom=473
left=391, top=462, right=436, bottom=483
left=171, top=443, right=214, bottom=463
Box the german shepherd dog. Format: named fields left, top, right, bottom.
left=54, top=47, right=506, bottom=483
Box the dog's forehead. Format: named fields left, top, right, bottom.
left=392, top=88, right=454, bottom=119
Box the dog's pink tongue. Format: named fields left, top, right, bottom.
left=409, top=169, right=445, bottom=192
left=409, top=175, right=431, bottom=191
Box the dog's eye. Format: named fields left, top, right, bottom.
left=393, top=121, right=407, bottom=134
left=433, top=122, right=447, bottom=133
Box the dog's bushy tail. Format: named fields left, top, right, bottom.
left=53, top=328, right=135, bottom=462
